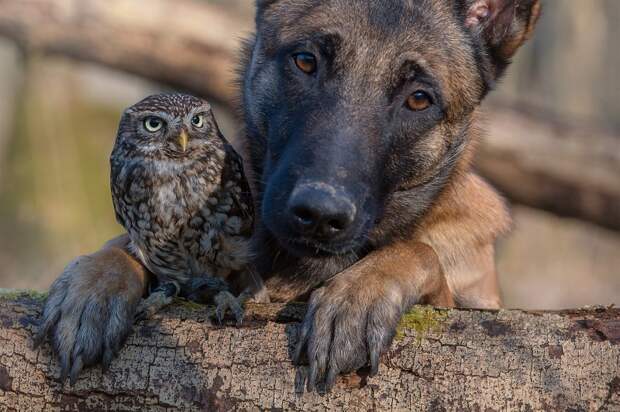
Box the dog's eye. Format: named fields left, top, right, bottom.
left=406, top=91, right=433, bottom=111
left=293, top=52, right=317, bottom=74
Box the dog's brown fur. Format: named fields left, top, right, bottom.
left=37, top=0, right=540, bottom=390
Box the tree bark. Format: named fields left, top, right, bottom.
left=0, top=293, right=618, bottom=411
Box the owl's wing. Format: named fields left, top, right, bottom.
left=110, top=156, right=147, bottom=231
left=223, top=143, right=255, bottom=236
left=110, top=157, right=128, bottom=228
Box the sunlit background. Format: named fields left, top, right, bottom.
left=0, top=0, right=618, bottom=309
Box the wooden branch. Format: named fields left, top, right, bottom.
left=1, top=293, right=619, bottom=411
left=0, top=0, right=248, bottom=108
left=0, top=0, right=619, bottom=229
left=477, top=103, right=620, bottom=230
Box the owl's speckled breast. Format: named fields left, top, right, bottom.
left=113, top=152, right=250, bottom=286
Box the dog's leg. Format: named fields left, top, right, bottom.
left=416, top=173, right=510, bottom=310
left=294, top=241, right=454, bottom=392
left=34, top=235, right=149, bottom=385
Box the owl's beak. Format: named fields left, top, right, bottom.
left=178, top=130, right=189, bottom=152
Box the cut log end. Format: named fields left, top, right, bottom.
left=0, top=293, right=618, bottom=411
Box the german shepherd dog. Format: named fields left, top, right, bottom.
left=36, top=0, right=540, bottom=391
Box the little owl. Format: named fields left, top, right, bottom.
left=110, top=93, right=257, bottom=324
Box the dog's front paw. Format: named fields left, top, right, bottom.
left=293, top=278, right=406, bottom=392
left=34, top=252, right=144, bottom=385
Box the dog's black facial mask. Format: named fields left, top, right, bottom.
left=259, top=90, right=384, bottom=256
left=244, top=1, right=469, bottom=257
left=243, top=0, right=539, bottom=258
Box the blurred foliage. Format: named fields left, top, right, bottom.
left=0, top=58, right=125, bottom=288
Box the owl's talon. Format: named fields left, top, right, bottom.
left=184, top=275, right=229, bottom=296
left=215, top=306, right=225, bottom=325
left=135, top=288, right=176, bottom=321
left=232, top=305, right=244, bottom=327
left=214, top=291, right=245, bottom=326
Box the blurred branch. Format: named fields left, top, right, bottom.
left=0, top=0, right=249, bottom=109
left=1, top=294, right=619, bottom=410
left=0, top=0, right=619, bottom=229
left=478, top=103, right=620, bottom=230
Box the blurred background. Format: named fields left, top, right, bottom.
left=0, top=0, right=618, bottom=309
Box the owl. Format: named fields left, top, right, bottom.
left=110, top=93, right=256, bottom=324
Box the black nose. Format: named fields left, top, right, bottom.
left=287, top=183, right=356, bottom=239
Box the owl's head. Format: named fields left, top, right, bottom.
left=115, top=94, right=224, bottom=158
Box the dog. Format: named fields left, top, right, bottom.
left=36, top=0, right=540, bottom=392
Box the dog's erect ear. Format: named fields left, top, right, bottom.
left=464, top=0, right=541, bottom=76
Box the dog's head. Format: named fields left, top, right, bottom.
left=242, top=0, right=540, bottom=257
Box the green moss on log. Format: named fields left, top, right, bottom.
left=0, top=288, right=47, bottom=302
left=395, top=305, right=449, bottom=341
left=172, top=297, right=208, bottom=311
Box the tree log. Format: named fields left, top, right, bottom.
left=0, top=0, right=619, bottom=230
left=0, top=293, right=619, bottom=411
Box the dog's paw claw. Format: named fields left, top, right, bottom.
left=295, top=284, right=403, bottom=392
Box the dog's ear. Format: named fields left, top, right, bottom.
left=464, top=0, right=541, bottom=77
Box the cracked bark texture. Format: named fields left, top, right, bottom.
left=0, top=294, right=619, bottom=411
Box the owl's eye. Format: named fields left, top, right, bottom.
left=191, top=114, right=205, bottom=128
left=293, top=52, right=317, bottom=75
left=144, top=116, right=164, bottom=132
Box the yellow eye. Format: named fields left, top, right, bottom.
left=144, top=116, right=164, bottom=132
left=406, top=91, right=432, bottom=111
left=293, top=52, right=317, bottom=74
left=191, top=114, right=205, bottom=128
